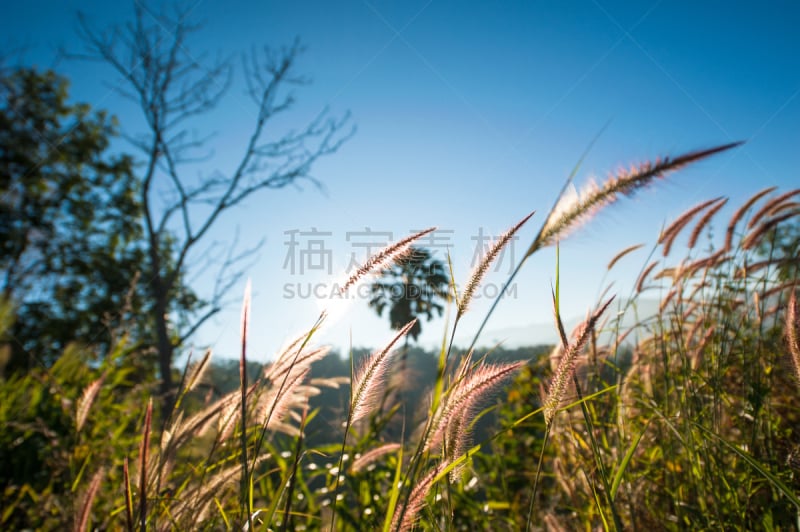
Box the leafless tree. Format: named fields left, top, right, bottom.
left=75, top=2, right=353, bottom=414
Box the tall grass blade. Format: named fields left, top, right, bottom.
left=570, top=373, right=622, bottom=531
left=138, top=398, right=152, bottom=532
left=610, top=420, right=650, bottom=500
left=122, top=458, right=134, bottom=531
left=239, top=280, right=252, bottom=531
left=281, top=408, right=308, bottom=532
left=382, top=446, right=404, bottom=532
left=694, top=423, right=800, bottom=510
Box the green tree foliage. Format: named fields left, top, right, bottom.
left=1, top=67, right=140, bottom=372
left=368, top=247, right=450, bottom=348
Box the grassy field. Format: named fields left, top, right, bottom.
left=2, top=142, right=799, bottom=530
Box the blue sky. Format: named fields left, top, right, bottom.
left=4, top=1, right=799, bottom=361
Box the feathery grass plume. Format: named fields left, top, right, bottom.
left=659, top=287, right=678, bottom=313
left=218, top=384, right=260, bottom=442
left=543, top=297, right=614, bottom=427
left=163, top=351, right=214, bottom=435
left=437, top=360, right=526, bottom=481
left=725, top=186, right=777, bottom=251
left=330, top=321, right=412, bottom=532
left=747, top=188, right=800, bottom=229
left=160, top=412, right=182, bottom=453
left=543, top=512, right=569, bottom=532
left=268, top=335, right=305, bottom=374
left=529, top=142, right=742, bottom=257
left=166, top=383, right=254, bottom=448
left=787, top=290, right=800, bottom=385
left=692, top=326, right=717, bottom=370
left=310, top=375, right=349, bottom=389
left=761, top=281, right=799, bottom=304
left=426, top=360, right=526, bottom=454
left=635, top=261, right=658, bottom=293
left=258, top=368, right=310, bottom=430
left=339, top=228, right=435, bottom=294
left=734, top=259, right=770, bottom=280
left=685, top=250, right=729, bottom=279
left=253, top=313, right=328, bottom=444
left=350, top=319, right=417, bottom=424
left=652, top=264, right=675, bottom=280
left=168, top=456, right=269, bottom=527
left=688, top=198, right=728, bottom=249
left=607, top=243, right=644, bottom=270
left=75, top=375, right=104, bottom=432
left=753, top=290, right=763, bottom=323
left=267, top=345, right=330, bottom=384
left=742, top=210, right=800, bottom=250
left=458, top=211, right=535, bottom=318
left=74, top=467, right=104, bottom=532
left=259, top=345, right=330, bottom=437
left=350, top=443, right=402, bottom=473
left=180, top=349, right=212, bottom=399
left=766, top=200, right=800, bottom=218
left=390, top=463, right=445, bottom=532
left=537, top=178, right=600, bottom=247
left=659, top=196, right=725, bottom=256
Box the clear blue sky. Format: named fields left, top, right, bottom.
left=4, top=1, right=799, bottom=361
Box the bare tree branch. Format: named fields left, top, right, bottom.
left=73, top=2, right=353, bottom=414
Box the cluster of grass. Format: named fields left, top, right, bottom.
left=2, top=142, right=799, bottom=530
left=480, top=186, right=800, bottom=530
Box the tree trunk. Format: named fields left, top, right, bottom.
left=148, top=243, right=176, bottom=419
left=155, top=293, right=175, bottom=419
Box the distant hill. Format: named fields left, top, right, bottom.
left=465, top=298, right=661, bottom=348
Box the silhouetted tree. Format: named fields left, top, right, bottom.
left=0, top=66, right=192, bottom=375
left=74, top=3, right=353, bottom=414
left=368, top=247, right=450, bottom=362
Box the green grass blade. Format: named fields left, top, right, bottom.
left=610, top=420, right=650, bottom=500
left=694, top=423, right=800, bottom=510
left=382, top=446, right=404, bottom=532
